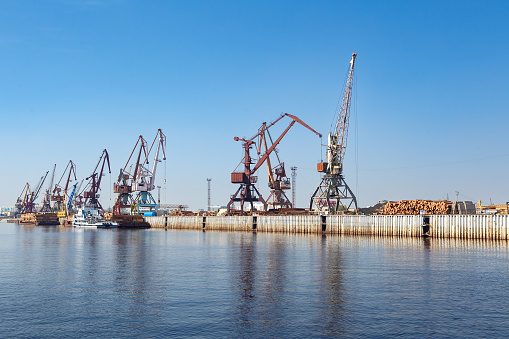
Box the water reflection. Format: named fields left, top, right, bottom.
left=320, top=235, right=345, bottom=336
left=229, top=233, right=256, bottom=335
left=113, top=230, right=151, bottom=311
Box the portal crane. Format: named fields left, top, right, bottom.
left=227, top=113, right=321, bottom=215
left=14, top=183, right=30, bottom=216
left=113, top=129, right=166, bottom=216
left=132, top=129, right=166, bottom=215
left=81, top=149, right=111, bottom=210
left=113, top=135, right=148, bottom=215
left=18, top=171, right=49, bottom=214
left=310, top=53, right=358, bottom=214
left=52, top=160, right=78, bottom=216
left=40, top=164, right=56, bottom=213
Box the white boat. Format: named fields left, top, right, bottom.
left=72, top=206, right=118, bottom=228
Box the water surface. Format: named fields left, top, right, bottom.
left=1, top=223, right=508, bottom=338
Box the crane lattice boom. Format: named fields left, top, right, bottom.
left=329, top=53, right=356, bottom=173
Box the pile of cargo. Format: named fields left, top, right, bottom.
left=169, top=210, right=196, bottom=216
left=378, top=200, right=452, bottom=215
left=19, top=213, right=59, bottom=225
left=195, top=211, right=216, bottom=216
left=225, top=209, right=252, bottom=216
left=258, top=208, right=309, bottom=216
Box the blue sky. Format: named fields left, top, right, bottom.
left=1, top=0, right=508, bottom=211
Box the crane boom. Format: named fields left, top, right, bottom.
left=251, top=114, right=321, bottom=174
left=146, top=129, right=166, bottom=191
left=33, top=171, right=49, bottom=202
left=67, top=182, right=79, bottom=211
left=330, top=53, right=356, bottom=172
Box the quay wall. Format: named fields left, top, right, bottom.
left=145, top=215, right=509, bottom=240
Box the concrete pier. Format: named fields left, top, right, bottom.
left=145, top=214, right=509, bottom=240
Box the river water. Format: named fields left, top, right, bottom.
left=1, top=222, right=508, bottom=338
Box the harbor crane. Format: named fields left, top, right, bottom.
left=51, top=160, right=78, bottom=216
left=227, top=113, right=321, bottom=215
left=132, top=129, right=166, bottom=215
left=40, top=164, right=56, bottom=213
left=113, top=129, right=166, bottom=216
left=310, top=53, right=358, bottom=214
left=113, top=135, right=148, bottom=215
left=15, top=171, right=49, bottom=214
left=80, top=149, right=111, bottom=211
left=14, top=183, right=30, bottom=216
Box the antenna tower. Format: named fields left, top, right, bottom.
left=291, top=166, right=297, bottom=207
left=207, top=178, right=212, bottom=212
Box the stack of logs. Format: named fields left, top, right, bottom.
left=379, top=200, right=452, bottom=215
left=258, top=208, right=309, bottom=216
left=169, top=210, right=196, bottom=216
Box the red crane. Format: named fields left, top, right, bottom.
left=81, top=149, right=111, bottom=211
left=15, top=171, right=49, bottom=214
left=113, top=135, right=148, bottom=215
left=227, top=113, right=321, bottom=215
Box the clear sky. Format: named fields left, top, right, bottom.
left=1, top=0, right=508, bottom=211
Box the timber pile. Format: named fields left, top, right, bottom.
left=227, top=209, right=252, bottom=216
left=258, top=208, right=309, bottom=216
left=379, top=200, right=452, bottom=215
left=197, top=211, right=216, bottom=216
left=169, top=210, right=195, bottom=216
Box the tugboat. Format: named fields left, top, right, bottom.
left=72, top=206, right=117, bottom=228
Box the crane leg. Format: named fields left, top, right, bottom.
left=227, top=185, right=243, bottom=215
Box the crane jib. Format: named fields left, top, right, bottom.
left=67, top=182, right=78, bottom=211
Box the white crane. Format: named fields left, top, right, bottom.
left=310, top=53, right=358, bottom=214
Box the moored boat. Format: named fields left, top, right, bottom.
left=72, top=206, right=118, bottom=228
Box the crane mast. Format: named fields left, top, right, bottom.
left=310, top=53, right=358, bottom=214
